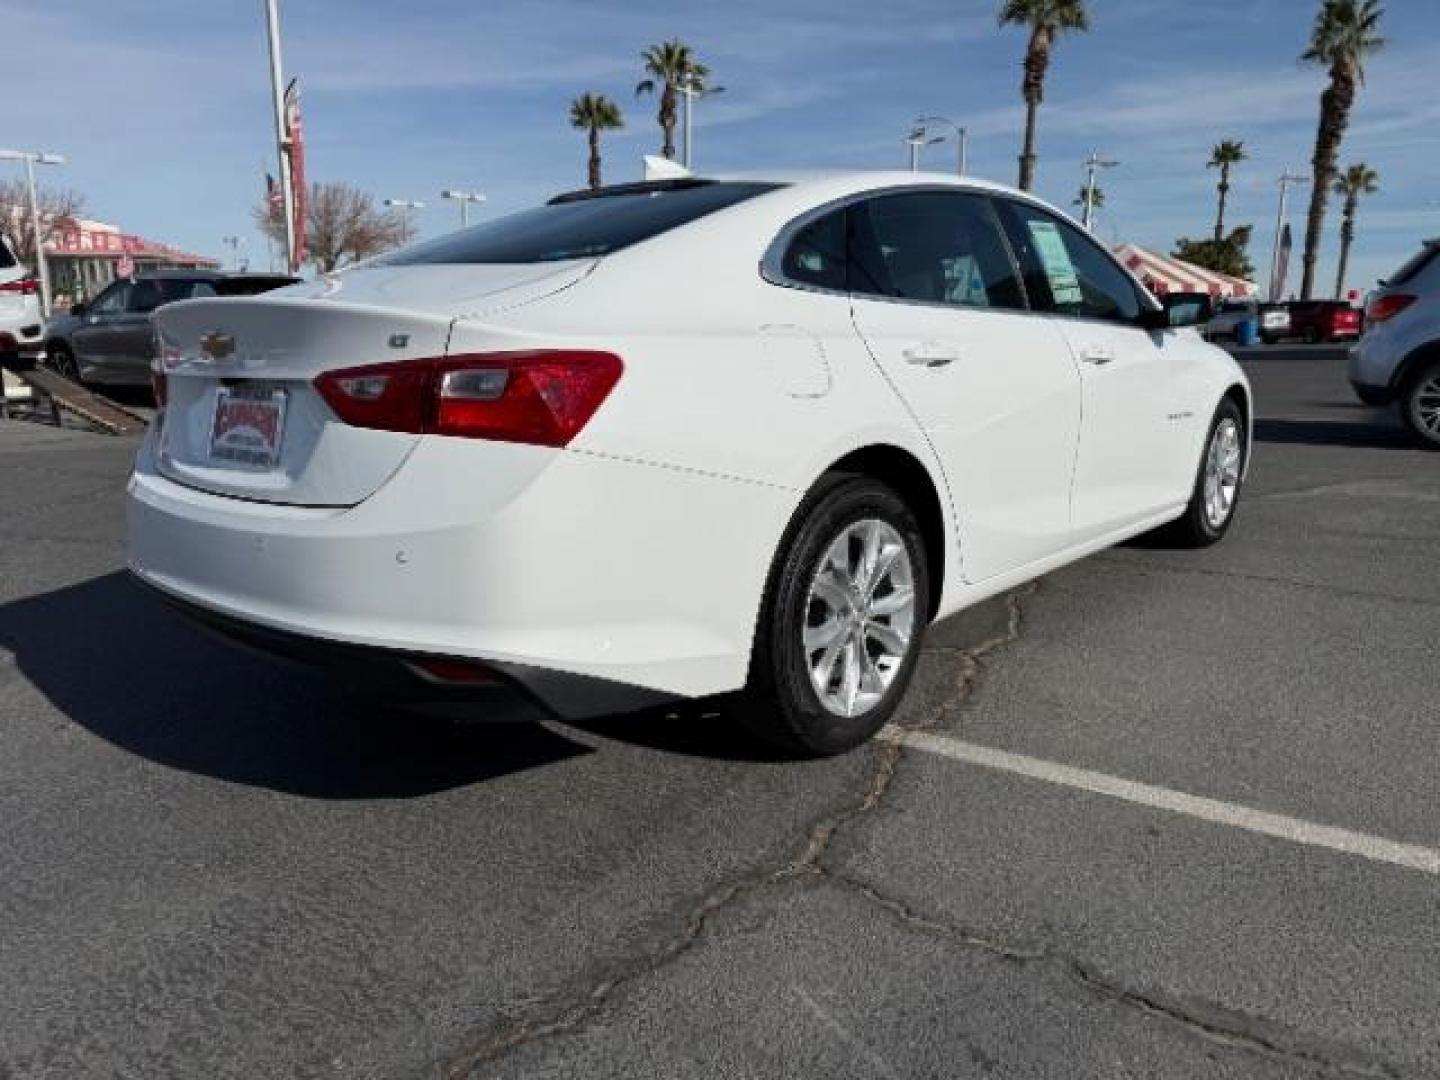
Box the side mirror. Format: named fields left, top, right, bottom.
left=1140, top=293, right=1212, bottom=331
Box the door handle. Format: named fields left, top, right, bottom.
left=1078, top=345, right=1115, bottom=365
left=901, top=342, right=958, bottom=367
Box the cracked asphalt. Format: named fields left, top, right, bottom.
left=1, top=346, right=1436, bottom=1078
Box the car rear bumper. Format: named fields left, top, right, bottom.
left=127, top=424, right=798, bottom=714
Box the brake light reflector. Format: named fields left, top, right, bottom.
left=1365, top=294, right=1416, bottom=324
left=314, top=351, right=623, bottom=447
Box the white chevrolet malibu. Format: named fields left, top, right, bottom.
left=129, top=172, right=1250, bottom=755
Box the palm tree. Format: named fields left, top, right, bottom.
left=1332, top=162, right=1378, bottom=298
left=997, top=0, right=1090, bottom=192
left=1298, top=0, right=1384, bottom=299
left=635, top=39, right=710, bottom=161
left=569, top=93, right=624, bottom=190
left=1207, top=140, right=1247, bottom=241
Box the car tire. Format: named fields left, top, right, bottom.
left=47, top=343, right=81, bottom=384
left=740, top=474, right=930, bottom=757
left=1400, top=356, right=1440, bottom=450
left=1156, top=398, right=1247, bottom=548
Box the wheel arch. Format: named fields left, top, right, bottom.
left=1222, top=381, right=1252, bottom=473
left=1392, top=339, right=1440, bottom=396
left=818, top=443, right=948, bottom=619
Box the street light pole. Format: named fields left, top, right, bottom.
left=904, top=128, right=943, bottom=172
left=1081, top=150, right=1119, bottom=231
left=384, top=199, right=425, bottom=239
left=441, top=190, right=486, bottom=227
left=264, top=0, right=296, bottom=271
left=1269, top=171, right=1308, bottom=301
left=0, top=148, right=66, bottom=318
left=915, top=116, right=968, bottom=176
left=678, top=77, right=723, bottom=170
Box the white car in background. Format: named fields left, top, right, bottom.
left=128, top=172, right=1250, bottom=756
left=0, top=234, right=45, bottom=362
left=1205, top=297, right=1290, bottom=344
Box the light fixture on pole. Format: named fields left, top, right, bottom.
left=1080, top=150, right=1119, bottom=231
left=263, top=0, right=297, bottom=272
left=441, top=189, right=486, bottom=227
left=914, top=115, right=968, bottom=176
left=0, top=148, right=66, bottom=318
left=1269, top=171, right=1308, bottom=302
left=221, top=235, right=245, bottom=270
left=384, top=199, right=425, bottom=240
left=678, top=76, right=724, bottom=170
left=904, top=128, right=944, bottom=172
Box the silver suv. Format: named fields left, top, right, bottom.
left=1349, top=239, right=1440, bottom=448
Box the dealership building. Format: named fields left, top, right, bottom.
left=43, top=218, right=218, bottom=306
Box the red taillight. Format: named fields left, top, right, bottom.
left=1365, top=294, right=1416, bottom=324
left=314, top=351, right=623, bottom=447
left=0, top=278, right=39, bottom=295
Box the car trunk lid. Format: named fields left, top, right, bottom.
left=150, top=261, right=595, bottom=507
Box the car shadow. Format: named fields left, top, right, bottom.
left=1254, top=417, right=1416, bottom=450
left=0, top=573, right=591, bottom=798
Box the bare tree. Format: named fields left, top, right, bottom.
left=0, top=180, right=85, bottom=270
left=256, top=181, right=415, bottom=273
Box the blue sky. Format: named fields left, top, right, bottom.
left=7, top=0, right=1438, bottom=293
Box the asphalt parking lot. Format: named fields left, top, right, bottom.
left=1, top=346, right=1436, bottom=1079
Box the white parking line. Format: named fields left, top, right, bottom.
left=881, top=728, right=1440, bottom=876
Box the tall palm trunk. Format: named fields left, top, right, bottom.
left=659, top=85, right=678, bottom=160
left=587, top=129, right=602, bottom=190
left=1300, top=64, right=1355, bottom=299
left=1016, top=26, right=1051, bottom=192
left=1334, top=192, right=1358, bottom=299
left=1213, top=164, right=1231, bottom=241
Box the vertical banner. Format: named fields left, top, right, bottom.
left=284, top=79, right=308, bottom=271
left=1271, top=222, right=1292, bottom=302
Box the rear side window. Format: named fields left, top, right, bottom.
left=0, top=237, right=16, bottom=269
left=996, top=199, right=1142, bottom=322
left=384, top=181, right=781, bottom=265
left=849, top=192, right=1026, bottom=310
left=779, top=209, right=848, bottom=291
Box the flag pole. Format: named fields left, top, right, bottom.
left=264, top=0, right=296, bottom=271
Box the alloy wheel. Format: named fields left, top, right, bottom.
left=1411, top=373, right=1440, bottom=441
left=802, top=518, right=916, bottom=718
left=1203, top=418, right=1243, bottom=530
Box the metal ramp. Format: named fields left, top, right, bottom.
left=1, top=363, right=149, bottom=435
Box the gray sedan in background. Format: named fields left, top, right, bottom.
left=44, top=270, right=298, bottom=387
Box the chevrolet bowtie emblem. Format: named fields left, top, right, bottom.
left=199, top=331, right=235, bottom=360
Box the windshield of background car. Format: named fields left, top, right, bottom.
left=1386, top=243, right=1438, bottom=288
left=382, top=182, right=783, bottom=265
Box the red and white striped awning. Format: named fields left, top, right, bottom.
left=1113, top=243, right=1255, bottom=299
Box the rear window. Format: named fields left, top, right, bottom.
left=0, top=236, right=16, bottom=269
left=383, top=181, right=782, bottom=266
left=214, top=275, right=299, bottom=296
left=1386, top=243, right=1438, bottom=287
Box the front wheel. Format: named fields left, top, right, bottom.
left=1157, top=398, right=1247, bottom=548
left=47, top=343, right=81, bottom=383
left=1400, top=358, right=1440, bottom=450
left=740, top=476, right=930, bottom=757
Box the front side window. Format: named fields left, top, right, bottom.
left=848, top=192, right=1025, bottom=310
left=90, top=282, right=130, bottom=315
left=384, top=181, right=782, bottom=266
left=996, top=200, right=1142, bottom=323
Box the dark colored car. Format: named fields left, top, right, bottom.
left=1285, top=299, right=1363, bottom=344
left=44, top=270, right=299, bottom=387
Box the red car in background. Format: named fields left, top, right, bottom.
left=1286, top=300, right=1363, bottom=344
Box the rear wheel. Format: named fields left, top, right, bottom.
left=1157, top=398, right=1246, bottom=548
left=1400, top=357, right=1440, bottom=450
left=740, top=476, right=929, bottom=757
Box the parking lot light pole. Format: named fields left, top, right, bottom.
left=384, top=199, right=425, bottom=238
left=905, top=128, right=943, bottom=172
left=1270, top=171, right=1309, bottom=302
left=264, top=0, right=297, bottom=271
left=1080, top=151, right=1119, bottom=231
left=915, top=116, right=968, bottom=176
left=678, top=77, right=724, bottom=170
left=0, top=149, right=66, bottom=318
left=441, top=190, right=486, bottom=227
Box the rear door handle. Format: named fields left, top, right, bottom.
left=901, top=342, right=959, bottom=367
left=1078, top=345, right=1115, bottom=366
